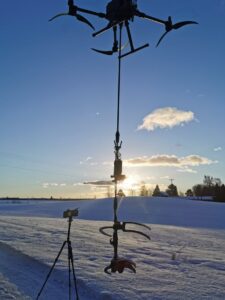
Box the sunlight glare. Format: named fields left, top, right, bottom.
left=119, top=175, right=141, bottom=192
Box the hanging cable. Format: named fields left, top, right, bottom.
left=116, top=23, right=122, bottom=142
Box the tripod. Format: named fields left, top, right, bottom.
left=36, top=215, right=79, bottom=300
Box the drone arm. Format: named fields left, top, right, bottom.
left=67, top=0, right=105, bottom=18
left=135, top=10, right=166, bottom=26
left=76, top=7, right=106, bottom=19
left=92, top=22, right=115, bottom=37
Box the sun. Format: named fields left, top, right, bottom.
left=119, top=175, right=140, bottom=192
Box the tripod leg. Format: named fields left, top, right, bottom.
left=68, top=242, right=79, bottom=300
left=68, top=242, right=71, bottom=300
left=36, top=241, right=67, bottom=300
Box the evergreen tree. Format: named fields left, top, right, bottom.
left=214, top=184, right=225, bottom=202
left=220, top=184, right=225, bottom=202
left=192, top=184, right=203, bottom=197
left=166, top=184, right=178, bottom=197
left=140, top=184, right=148, bottom=197
left=152, top=185, right=161, bottom=197
left=185, top=189, right=193, bottom=197
left=117, top=189, right=125, bottom=197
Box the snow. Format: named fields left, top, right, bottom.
left=1, top=197, right=225, bottom=229
left=0, top=197, right=225, bottom=299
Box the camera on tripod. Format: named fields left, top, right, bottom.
left=63, top=208, right=79, bottom=219
left=37, top=207, right=80, bottom=300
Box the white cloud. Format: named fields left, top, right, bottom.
left=125, top=155, right=179, bottom=167
left=80, top=157, right=98, bottom=166
left=214, top=147, right=222, bottom=152
left=124, top=154, right=217, bottom=169
left=73, top=182, right=83, bottom=187
left=145, top=176, right=156, bottom=180
left=177, top=167, right=197, bottom=174
left=86, top=157, right=92, bottom=161
left=102, top=161, right=113, bottom=166
left=138, top=107, right=195, bottom=131
left=179, top=155, right=216, bottom=166
left=160, top=176, right=170, bottom=179
left=42, top=182, right=67, bottom=188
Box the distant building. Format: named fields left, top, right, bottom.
left=158, top=192, right=169, bottom=197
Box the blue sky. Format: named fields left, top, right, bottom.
left=0, top=0, right=225, bottom=198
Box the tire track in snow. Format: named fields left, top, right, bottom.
left=0, top=272, right=30, bottom=300
left=0, top=241, right=98, bottom=300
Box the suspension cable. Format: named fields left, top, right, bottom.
left=116, top=23, right=123, bottom=139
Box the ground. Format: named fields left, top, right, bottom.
left=0, top=197, right=225, bottom=299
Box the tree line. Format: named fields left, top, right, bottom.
left=139, top=175, right=225, bottom=202
left=186, top=175, right=225, bottom=202
left=139, top=182, right=178, bottom=197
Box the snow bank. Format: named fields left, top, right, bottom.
left=1, top=197, right=225, bottom=229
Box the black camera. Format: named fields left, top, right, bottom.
left=63, top=208, right=79, bottom=219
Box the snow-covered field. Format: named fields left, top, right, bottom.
left=0, top=197, right=225, bottom=299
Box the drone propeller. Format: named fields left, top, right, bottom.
left=91, top=48, right=115, bottom=55
left=76, top=13, right=95, bottom=30
left=49, top=6, right=95, bottom=30
left=49, top=13, right=68, bottom=22
left=156, top=17, right=198, bottom=47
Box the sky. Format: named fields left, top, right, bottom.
left=0, top=0, right=225, bottom=198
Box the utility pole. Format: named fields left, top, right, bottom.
left=169, top=178, right=174, bottom=185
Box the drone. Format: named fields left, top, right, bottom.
left=50, top=0, right=198, bottom=57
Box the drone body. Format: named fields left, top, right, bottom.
left=106, top=0, right=137, bottom=23
left=50, top=0, right=198, bottom=56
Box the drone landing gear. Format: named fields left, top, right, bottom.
left=92, top=26, right=126, bottom=55
left=92, top=20, right=149, bottom=57
left=120, top=20, right=149, bottom=58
